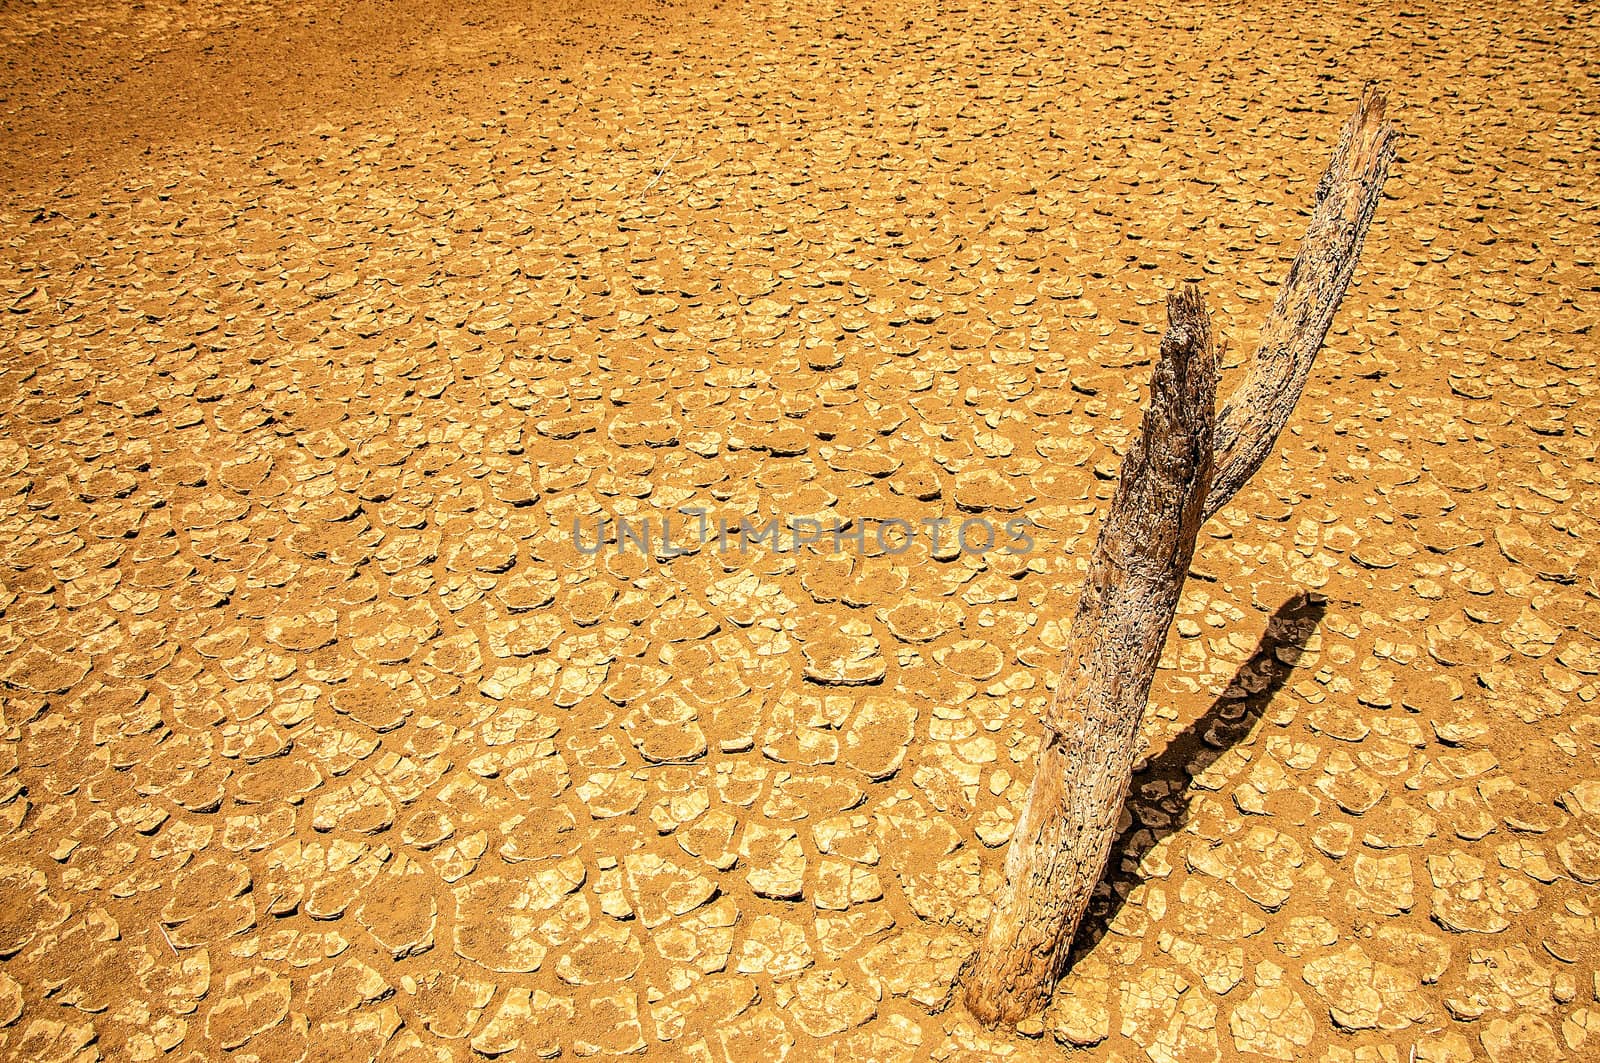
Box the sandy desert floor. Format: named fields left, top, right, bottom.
left=1, top=0, right=1597, bottom=1060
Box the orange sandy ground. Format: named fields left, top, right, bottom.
left=0, top=1, right=1597, bottom=1060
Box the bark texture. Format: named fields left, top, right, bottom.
left=1205, top=87, right=1400, bottom=519
left=963, top=286, right=1219, bottom=1027
left=963, top=87, right=1398, bottom=1027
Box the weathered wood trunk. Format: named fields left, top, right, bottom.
left=963, top=87, right=1399, bottom=1027
left=963, top=288, right=1219, bottom=1026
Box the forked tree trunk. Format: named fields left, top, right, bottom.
left=964, top=87, right=1399, bottom=1027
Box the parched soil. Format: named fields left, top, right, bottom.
left=0, top=0, right=1597, bottom=1060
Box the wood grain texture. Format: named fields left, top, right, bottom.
left=963, top=286, right=1218, bottom=1026
left=1204, top=87, right=1400, bottom=520
left=964, top=87, right=1399, bottom=1027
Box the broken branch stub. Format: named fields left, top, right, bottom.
left=1205, top=87, right=1400, bottom=520
left=963, top=87, right=1398, bottom=1027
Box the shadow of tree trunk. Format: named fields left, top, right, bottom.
left=1070, top=591, right=1328, bottom=957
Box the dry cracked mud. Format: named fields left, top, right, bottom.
left=0, top=0, right=1597, bottom=1060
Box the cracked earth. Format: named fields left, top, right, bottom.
left=1, top=0, right=1597, bottom=1060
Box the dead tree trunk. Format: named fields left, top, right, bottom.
left=963, top=87, right=1399, bottom=1027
